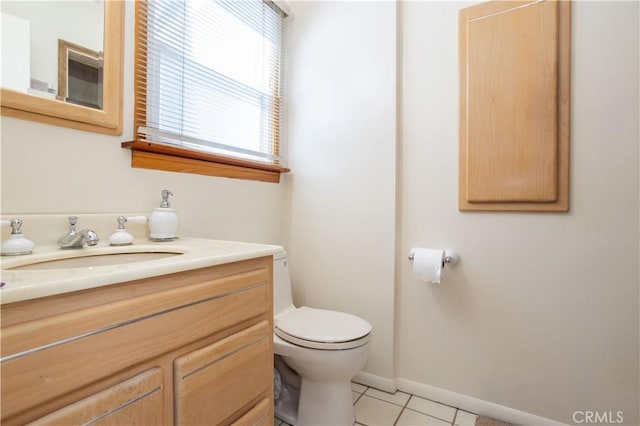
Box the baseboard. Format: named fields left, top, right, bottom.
left=353, top=371, right=397, bottom=393
left=395, top=378, right=566, bottom=426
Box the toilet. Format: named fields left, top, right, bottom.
left=273, top=251, right=372, bottom=426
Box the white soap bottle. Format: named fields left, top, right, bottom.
left=148, top=190, right=178, bottom=241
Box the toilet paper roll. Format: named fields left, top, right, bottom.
left=411, top=248, right=445, bottom=284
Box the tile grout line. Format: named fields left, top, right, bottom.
left=363, top=393, right=411, bottom=408
left=353, top=385, right=370, bottom=425
left=407, top=397, right=460, bottom=424
left=363, top=387, right=419, bottom=407
left=352, top=383, right=479, bottom=426
left=392, top=394, right=413, bottom=426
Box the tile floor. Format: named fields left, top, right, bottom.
left=275, top=382, right=479, bottom=426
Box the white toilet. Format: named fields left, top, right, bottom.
left=273, top=251, right=372, bottom=426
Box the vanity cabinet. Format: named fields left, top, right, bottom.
left=0, top=256, right=274, bottom=426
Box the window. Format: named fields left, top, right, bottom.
left=123, top=0, right=289, bottom=183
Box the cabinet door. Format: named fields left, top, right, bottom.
left=175, top=321, right=272, bottom=425
left=459, top=0, right=571, bottom=211
left=27, top=368, right=163, bottom=426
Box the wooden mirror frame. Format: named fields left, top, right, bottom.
left=0, top=1, right=124, bottom=135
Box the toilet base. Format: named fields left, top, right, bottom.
left=296, top=378, right=355, bottom=426
left=274, top=355, right=357, bottom=426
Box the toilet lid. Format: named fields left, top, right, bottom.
left=275, top=307, right=372, bottom=350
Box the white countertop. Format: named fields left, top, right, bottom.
left=0, top=238, right=283, bottom=305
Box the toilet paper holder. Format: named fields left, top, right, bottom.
left=408, top=249, right=459, bottom=267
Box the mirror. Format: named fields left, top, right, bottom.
left=0, top=1, right=123, bottom=135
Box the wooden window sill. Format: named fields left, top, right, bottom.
left=122, top=141, right=290, bottom=183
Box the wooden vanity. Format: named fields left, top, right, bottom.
left=0, top=256, right=274, bottom=425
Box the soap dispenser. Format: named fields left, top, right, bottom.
left=148, top=190, right=178, bottom=241
left=1, top=218, right=35, bottom=256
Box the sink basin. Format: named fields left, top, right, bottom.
left=5, top=250, right=184, bottom=271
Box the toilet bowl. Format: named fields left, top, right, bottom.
left=273, top=251, right=372, bottom=426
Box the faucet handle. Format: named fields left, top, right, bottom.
left=127, top=216, right=148, bottom=224
left=110, top=216, right=146, bottom=246
left=9, top=218, right=24, bottom=235
left=115, top=215, right=147, bottom=229
left=2, top=218, right=25, bottom=235
left=116, top=216, right=127, bottom=229
left=2, top=218, right=34, bottom=256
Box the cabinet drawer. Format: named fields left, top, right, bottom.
left=2, top=266, right=270, bottom=356
left=174, top=321, right=272, bottom=425
left=27, top=368, right=164, bottom=426
left=231, top=398, right=271, bottom=426
left=1, top=270, right=269, bottom=420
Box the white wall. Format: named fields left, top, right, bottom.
left=287, top=0, right=639, bottom=424
left=398, top=1, right=639, bottom=425
left=284, top=1, right=397, bottom=380
left=0, top=1, right=286, bottom=246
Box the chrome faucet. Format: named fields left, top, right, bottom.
left=57, top=216, right=100, bottom=249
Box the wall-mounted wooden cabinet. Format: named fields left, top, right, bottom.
left=459, top=0, right=571, bottom=212
left=1, top=257, right=274, bottom=426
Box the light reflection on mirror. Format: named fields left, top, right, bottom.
left=0, top=0, right=104, bottom=109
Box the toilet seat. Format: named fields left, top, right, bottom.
left=275, top=306, right=372, bottom=350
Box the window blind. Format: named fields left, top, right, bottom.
left=135, top=0, right=288, bottom=165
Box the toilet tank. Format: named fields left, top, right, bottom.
left=273, top=251, right=295, bottom=317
